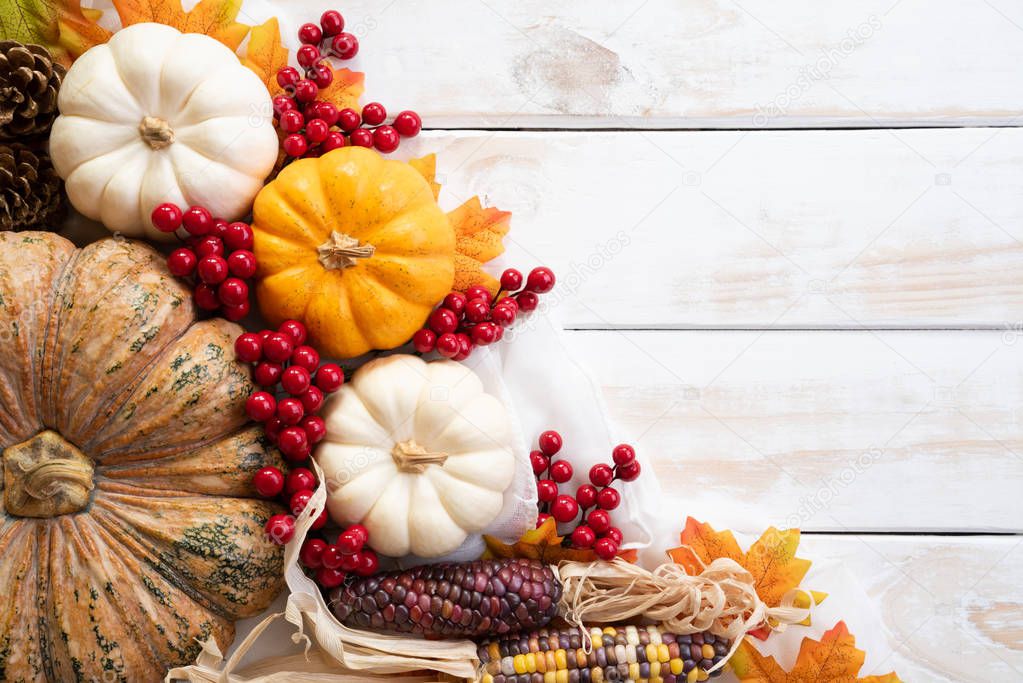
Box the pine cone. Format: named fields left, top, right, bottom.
left=0, top=143, right=64, bottom=232
left=0, top=41, right=66, bottom=140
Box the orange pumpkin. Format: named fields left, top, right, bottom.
left=252, top=147, right=455, bottom=359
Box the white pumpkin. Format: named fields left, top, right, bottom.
left=50, top=23, right=279, bottom=241
left=316, top=355, right=517, bottom=558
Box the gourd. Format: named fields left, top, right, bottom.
left=0, top=232, right=285, bottom=682
left=251, top=147, right=455, bottom=359
left=49, top=23, right=278, bottom=241
left=315, top=355, right=515, bottom=558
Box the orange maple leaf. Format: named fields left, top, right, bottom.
left=316, top=67, right=365, bottom=112
left=111, top=0, right=252, bottom=51
left=409, top=154, right=441, bottom=201
left=730, top=621, right=902, bottom=682
left=483, top=517, right=636, bottom=565
left=241, top=17, right=289, bottom=94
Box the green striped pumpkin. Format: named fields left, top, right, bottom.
left=0, top=232, right=285, bottom=682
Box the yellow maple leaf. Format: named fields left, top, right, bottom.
left=447, top=197, right=511, bottom=295
left=409, top=154, right=441, bottom=200
left=730, top=622, right=902, bottom=682
left=316, top=67, right=365, bottom=112
left=241, top=17, right=289, bottom=94
left=0, top=0, right=111, bottom=66
left=112, top=0, right=251, bottom=51
left=483, top=517, right=636, bottom=565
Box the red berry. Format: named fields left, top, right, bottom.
left=435, top=332, right=459, bottom=358
left=320, top=10, right=345, bottom=35
left=279, top=109, right=304, bottom=133
left=294, top=79, right=318, bottom=102
left=263, top=333, right=295, bottom=363
left=281, top=365, right=312, bottom=395
left=306, top=118, right=329, bottom=143
left=412, top=328, right=436, bottom=353
left=538, top=430, right=562, bottom=456
left=277, top=397, right=305, bottom=426
left=576, top=484, right=598, bottom=508
left=321, top=544, right=344, bottom=569
left=616, top=460, right=642, bottom=482
left=549, top=459, right=573, bottom=483
left=285, top=468, right=317, bottom=496
left=264, top=514, right=295, bottom=544
left=167, top=248, right=197, bottom=277
left=336, top=530, right=362, bottom=555
left=298, top=22, right=323, bottom=45
left=587, top=509, right=612, bottom=534
left=530, top=449, right=549, bottom=475
left=589, top=463, right=614, bottom=487
left=550, top=494, right=580, bottom=523
left=264, top=416, right=284, bottom=444
left=571, top=525, right=596, bottom=549
left=331, top=32, right=359, bottom=60
left=194, top=235, right=224, bottom=258
left=453, top=333, right=472, bottom=361
left=516, top=291, right=539, bottom=312
left=299, top=538, right=327, bottom=568
left=316, top=567, right=347, bottom=588
left=612, top=444, right=636, bottom=467
left=464, top=298, right=490, bottom=323
left=182, top=205, right=212, bottom=236
left=252, top=466, right=284, bottom=497
left=151, top=203, right=182, bottom=233
left=354, top=550, right=379, bottom=576
left=338, top=108, right=361, bottom=131
left=217, top=277, right=248, bottom=306
left=491, top=305, right=515, bottom=326
left=223, top=222, right=254, bottom=252
left=465, top=285, right=493, bottom=305
left=536, top=512, right=552, bottom=528
left=338, top=551, right=360, bottom=572
left=276, top=66, right=301, bottom=88
left=536, top=479, right=558, bottom=503
left=245, top=391, right=276, bottom=421
left=322, top=131, right=346, bottom=152
left=289, top=489, right=314, bottom=516
left=597, top=487, right=621, bottom=511
left=212, top=219, right=230, bottom=239
left=283, top=133, right=308, bottom=157
left=349, top=128, right=373, bottom=148
left=442, top=292, right=467, bottom=315
left=361, top=102, right=386, bottom=126
left=393, top=110, right=422, bottom=137
left=227, top=250, right=257, bottom=278
left=471, top=322, right=500, bottom=346
left=299, top=385, right=325, bottom=412
left=193, top=283, right=219, bottom=311
left=428, top=308, right=459, bottom=335
left=197, top=256, right=228, bottom=284
left=302, top=415, right=326, bottom=444
left=290, top=345, right=320, bottom=372
left=278, top=319, right=307, bottom=345
left=493, top=324, right=504, bottom=342
left=526, top=267, right=556, bottom=293
left=497, top=296, right=519, bottom=313
left=315, top=363, right=344, bottom=392
left=273, top=95, right=296, bottom=116
left=234, top=332, right=263, bottom=362
left=253, top=361, right=282, bottom=387
left=296, top=44, right=320, bottom=68
left=594, top=537, right=619, bottom=561
left=372, top=125, right=400, bottom=153
left=604, top=527, right=624, bottom=546
left=278, top=426, right=310, bottom=460
left=222, top=299, right=250, bottom=322
left=347, top=524, right=369, bottom=545
left=500, top=268, right=523, bottom=292
left=308, top=102, right=337, bottom=126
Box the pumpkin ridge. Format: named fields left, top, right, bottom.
left=35, top=235, right=83, bottom=431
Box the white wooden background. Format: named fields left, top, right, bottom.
left=236, top=1, right=1022, bottom=680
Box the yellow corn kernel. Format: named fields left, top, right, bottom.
left=525, top=652, right=537, bottom=673
left=629, top=662, right=640, bottom=680
left=686, top=668, right=699, bottom=683
left=646, top=644, right=659, bottom=664
left=544, top=673, right=556, bottom=683
left=488, top=643, right=501, bottom=662
left=603, top=626, right=617, bottom=636
left=591, top=666, right=604, bottom=683
left=513, top=654, right=526, bottom=674
left=697, top=669, right=710, bottom=682
left=670, top=658, right=684, bottom=675
left=702, top=643, right=715, bottom=660
left=481, top=675, right=494, bottom=683
left=650, top=660, right=661, bottom=678
left=554, top=649, right=568, bottom=670
left=545, top=651, right=557, bottom=672
left=657, top=643, right=670, bottom=663
left=535, top=652, right=546, bottom=674
left=555, top=670, right=569, bottom=683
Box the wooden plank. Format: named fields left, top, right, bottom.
left=405, top=128, right=1023, bottom=329
left=250, top=0, right=1023, bottom=128
left=561, top=329, right=1023, bottom=532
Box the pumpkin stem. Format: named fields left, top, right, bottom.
left=391, top=439, right=449, bottom=473
left=3, top=430, right=94, bottom=518
left=318, top=230, right=376, bottom=270
left=139, top=115, right=175, bottom=150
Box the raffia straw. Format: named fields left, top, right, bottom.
left=557, top=555, right=811, bottom=673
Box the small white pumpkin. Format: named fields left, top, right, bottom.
left=316, top=355, right=517, bottom=558
left=50, top=23, right=279, bottom=241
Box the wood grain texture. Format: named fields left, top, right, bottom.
left=258, top=0, right=1023, bottom=128
left=404, top=128, right=1023, bottom=329
left=562, top=329, right=1023, bottom=532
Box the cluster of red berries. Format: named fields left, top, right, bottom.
left=411, top=267, right=556, bottom=361
left=235, top=320, right=344, bottom=462
left=257, top=466, right=326, bottom=543
left=273, top=10, right=421, bottom=160
left=299, top=523, right=380, bottom=588
left=530, top=430, right=642, bottom=561
left=151, top=202, right=257, bottom=321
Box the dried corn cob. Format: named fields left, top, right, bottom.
left=476, top=625, right=731, bottom=683
left=329, top=558, right=561, bottom=637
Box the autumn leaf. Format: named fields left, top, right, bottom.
left=484, top=517, right=636, bottom=565
left=241, top=17, right=289, bottom=93
left=447, top=197, right=511, bottom=295
left=0, top=0, right=110, bottom=66
left=112, top=0, right=251, bottom=51
left=730, top=621, right=902, bottom=682
left=409, top=154, right=441, bottom=200
left=316, top=67, right=365, bottom=111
